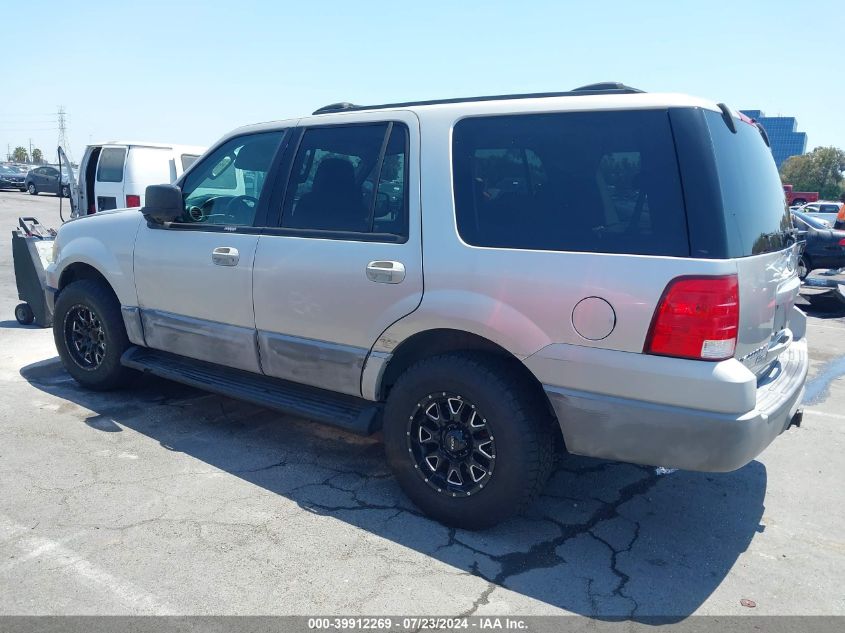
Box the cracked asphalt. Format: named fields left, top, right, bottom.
left=1, top=191, right=844, bottom=618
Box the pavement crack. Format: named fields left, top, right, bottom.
left=459, top=576, right=496, bottom=617
left=448, top=466, right=659, bottom=618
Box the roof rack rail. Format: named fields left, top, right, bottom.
left=312, top=102, right=359, bottom=115
left=571, top=82, right=643, bottom=93
left=311, top=82, right=644, bottom=115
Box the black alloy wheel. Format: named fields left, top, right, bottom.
left=407, top=391, right=496, bottom=497
left=63, top=304, right=107, bottom=370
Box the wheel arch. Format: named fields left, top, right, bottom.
left=373, top=328, right=561, bottom=443
left=57, top=262, right=119, bottom=304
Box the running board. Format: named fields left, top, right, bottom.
left=121, top=347, right=381, bottom=435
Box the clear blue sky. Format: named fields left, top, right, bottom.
left=2, top=0, right=843, bottom=163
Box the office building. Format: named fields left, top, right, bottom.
left=740, top=110, right=807, bottom=169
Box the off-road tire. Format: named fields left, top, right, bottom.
left=383, top=352, right=555, bottom=529
left=53, top=279, right=133, bottom=390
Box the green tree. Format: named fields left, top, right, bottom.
left=12, top=146, right=28, bottom=163
left=780, top=146, right=845, bottom=199
left=32, top=148, right=43, bottom=164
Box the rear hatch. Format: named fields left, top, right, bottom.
left=703, top=109, right=801, bottom=375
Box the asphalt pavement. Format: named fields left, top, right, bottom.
left=0, top=190, right=843, bottom=619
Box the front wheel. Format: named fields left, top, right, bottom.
left=61, top=185, right=70, bottom=198
left=27, top=183, right=37, bottom=195
left=53, top=279, right=133, bottom=390
left=383, top=353, right=555, bottom=529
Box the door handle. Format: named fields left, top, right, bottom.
left=212, top=246, right=240, bottom=266
left=366, top=260, right=405, bottom=284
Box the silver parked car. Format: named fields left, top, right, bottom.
left=45, top=83, right=808, bottom=528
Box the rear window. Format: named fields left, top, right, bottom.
left=181, top=154, right=199, bottom=171
left=452, top=110, right=689, bottom=256
left=96, top=148, right=126, bottom=183
left=704, top=111, right=791, bottom=256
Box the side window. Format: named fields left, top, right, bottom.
left=282, top=123, right=408, bottom=236
left=453, top=110, right=688, bottom=256
left=179, top=131, right=284, bottom=227
left=97, top=148, right=126, bottom=183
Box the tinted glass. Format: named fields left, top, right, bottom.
left=96, top=148, right=126, bottom=182
left=372, top=125, right=409, bottom=235
left=704, top=111, right=791, bottom=256
left=180, top=131, right=284, bottom=227
left=452, top=110, right=689, bottom=255
left=282, top=123, right=408, bottom=236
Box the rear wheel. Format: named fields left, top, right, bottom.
left=792, top=198, right=807, bottom=207
left=27, top=183, right=37, bottom=195
left=53, top=279, right=133, bottom=390
left=383, top=353, right=555, bottom=529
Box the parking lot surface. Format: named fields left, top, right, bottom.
left=1, top=190, right=844, bottom=618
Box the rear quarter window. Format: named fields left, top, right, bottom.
left=452, top=110, right=689, bottom=256
left=704, top=111, right=791, bottom=256
left=181, top=154, right=199, bottom=171
left=96, top=148, right=127, bottom=183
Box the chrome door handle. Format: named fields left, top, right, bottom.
left=212, top=246, right=240, bottom=266
left=366, top=260, right=405, bottom=284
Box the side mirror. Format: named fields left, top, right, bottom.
left=141, top=184, right=183, bottom=223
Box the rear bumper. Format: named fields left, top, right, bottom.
left=541, top=338, right=808, bottom=472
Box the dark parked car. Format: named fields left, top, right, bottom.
left=0, top=165, right=26, bottom=191
left=25, top=166, right=71, bottom=197
left=793, top=210, right=845, bottom=278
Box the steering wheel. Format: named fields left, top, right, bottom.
left=224, top=195, right=258, bottom=223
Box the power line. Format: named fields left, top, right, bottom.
left=57, top=106, right=72, bottom=163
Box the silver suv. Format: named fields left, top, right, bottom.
left=46, top=84, right=808, bottom=529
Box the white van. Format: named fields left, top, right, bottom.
left=75, top=142, right=206, bottom=215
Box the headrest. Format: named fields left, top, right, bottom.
left=313, top=157, right=355, bottom=191
left=234, top=140, right=277, bottom=172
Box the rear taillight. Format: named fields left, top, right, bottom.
left=839, top=238, right=845, bottom=246
left=126, top=194, right=141, bottom=208
left=645, top=275, right=739, bottom=361
left=838, top=206, right=845, bottom=222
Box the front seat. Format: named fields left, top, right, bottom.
left=291, top=158, right=368, bottom=231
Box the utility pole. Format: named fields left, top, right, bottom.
left=57, top=106, right=71, bottom=163
left=29, top=138, right=32, bottom=164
